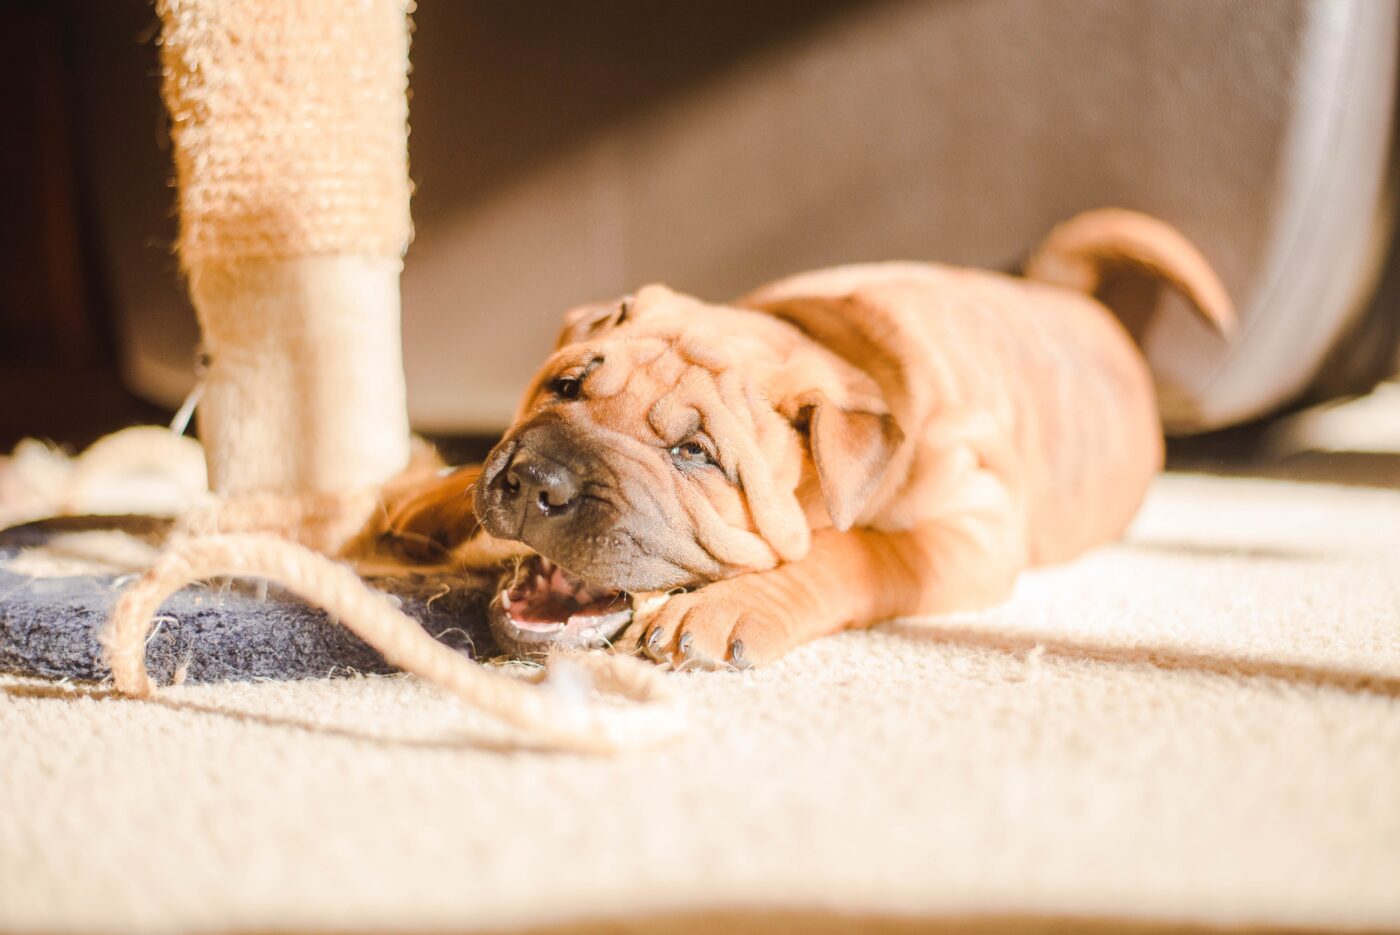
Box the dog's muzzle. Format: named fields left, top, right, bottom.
left=476, top=421, right=604, bottom=546
left=476, top=418, right=706, bottom=593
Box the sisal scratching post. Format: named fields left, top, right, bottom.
left=56, top=0, right=689, bottom=750
left=0, top=1, right=683, bottom=751
left=158, top=0, right=413, bottom=538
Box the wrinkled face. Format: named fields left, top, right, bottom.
left=475, top=286, right=818, bottom=592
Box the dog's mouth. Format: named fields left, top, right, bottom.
left=491, top=554, right=630, bottom=655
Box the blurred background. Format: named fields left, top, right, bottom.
left=3, top=0, right=1398, bottom=466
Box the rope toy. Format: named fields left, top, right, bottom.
left=101, top=533, right=685, bottom=754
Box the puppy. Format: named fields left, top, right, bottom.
left=457, top=209, right=1233, bottom=667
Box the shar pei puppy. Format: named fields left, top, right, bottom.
left=397, top=209, right=1233, bottom=668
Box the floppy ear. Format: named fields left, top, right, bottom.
left=555, top=295, right=636, bottom=349
left=791, top=391, right=903, bottom=531
left=380, top=466, right=482, bottom=562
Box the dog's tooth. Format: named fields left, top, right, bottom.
left=499, top=591, right=512, bottom=610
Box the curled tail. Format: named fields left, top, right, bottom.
left=1025, top=208, right=1236, bottom=338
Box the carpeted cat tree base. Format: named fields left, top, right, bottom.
left=0, top=517, right=501, bottom=684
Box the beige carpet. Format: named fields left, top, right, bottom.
left=2, top=471, right=1398, bottom=934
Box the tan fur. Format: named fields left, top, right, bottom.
left=421, top=209, right=1233, bottom=667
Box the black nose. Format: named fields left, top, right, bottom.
left=502, top=448, right=581, bottom=517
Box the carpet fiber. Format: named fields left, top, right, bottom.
left=2, top=472, right=1398, bottom=934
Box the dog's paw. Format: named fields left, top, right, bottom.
left=638, top=580, right=803, bottom=670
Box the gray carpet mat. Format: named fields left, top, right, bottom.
left=0, top=517, right=501, bottom=683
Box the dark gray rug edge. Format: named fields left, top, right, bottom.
left=0, top=517, right=503, bottom=685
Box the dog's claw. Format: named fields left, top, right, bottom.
left=645, top=626, right=668, bottom=660
left=729, top=639, right=750, bottom=669
left=677, top=632, right=694, bottom=658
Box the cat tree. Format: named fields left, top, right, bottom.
left=95, top=0, right=678, bottom=752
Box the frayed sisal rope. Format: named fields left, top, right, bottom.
left=101, top=533, right=685, bottom=754
left=0, top=427, right=208, bottom=531
left=0, top=425, right=374, bottom=556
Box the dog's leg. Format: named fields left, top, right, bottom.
left=641, top=514, right=1023, bottom=668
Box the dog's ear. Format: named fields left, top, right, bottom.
left=380, top=466, right=482, bottom=562
left=789, top=391, right=903, bottom=531
left=555, top=295, right=637, bottom=348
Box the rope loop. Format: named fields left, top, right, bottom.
left=101, top=533, right=684, bottom=754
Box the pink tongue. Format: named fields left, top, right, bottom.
left=507, top=563, right=622, bottom=626
left=514, top=593, right=579, bottom=625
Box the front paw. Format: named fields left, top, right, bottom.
left=637, top=580, right=803, bottom=670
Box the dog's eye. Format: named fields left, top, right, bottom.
left=669, top=440, right=713, bottom=466
left=550, top=375, right=582, bottom=400
left=549, top=358, right=603, bottom=401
